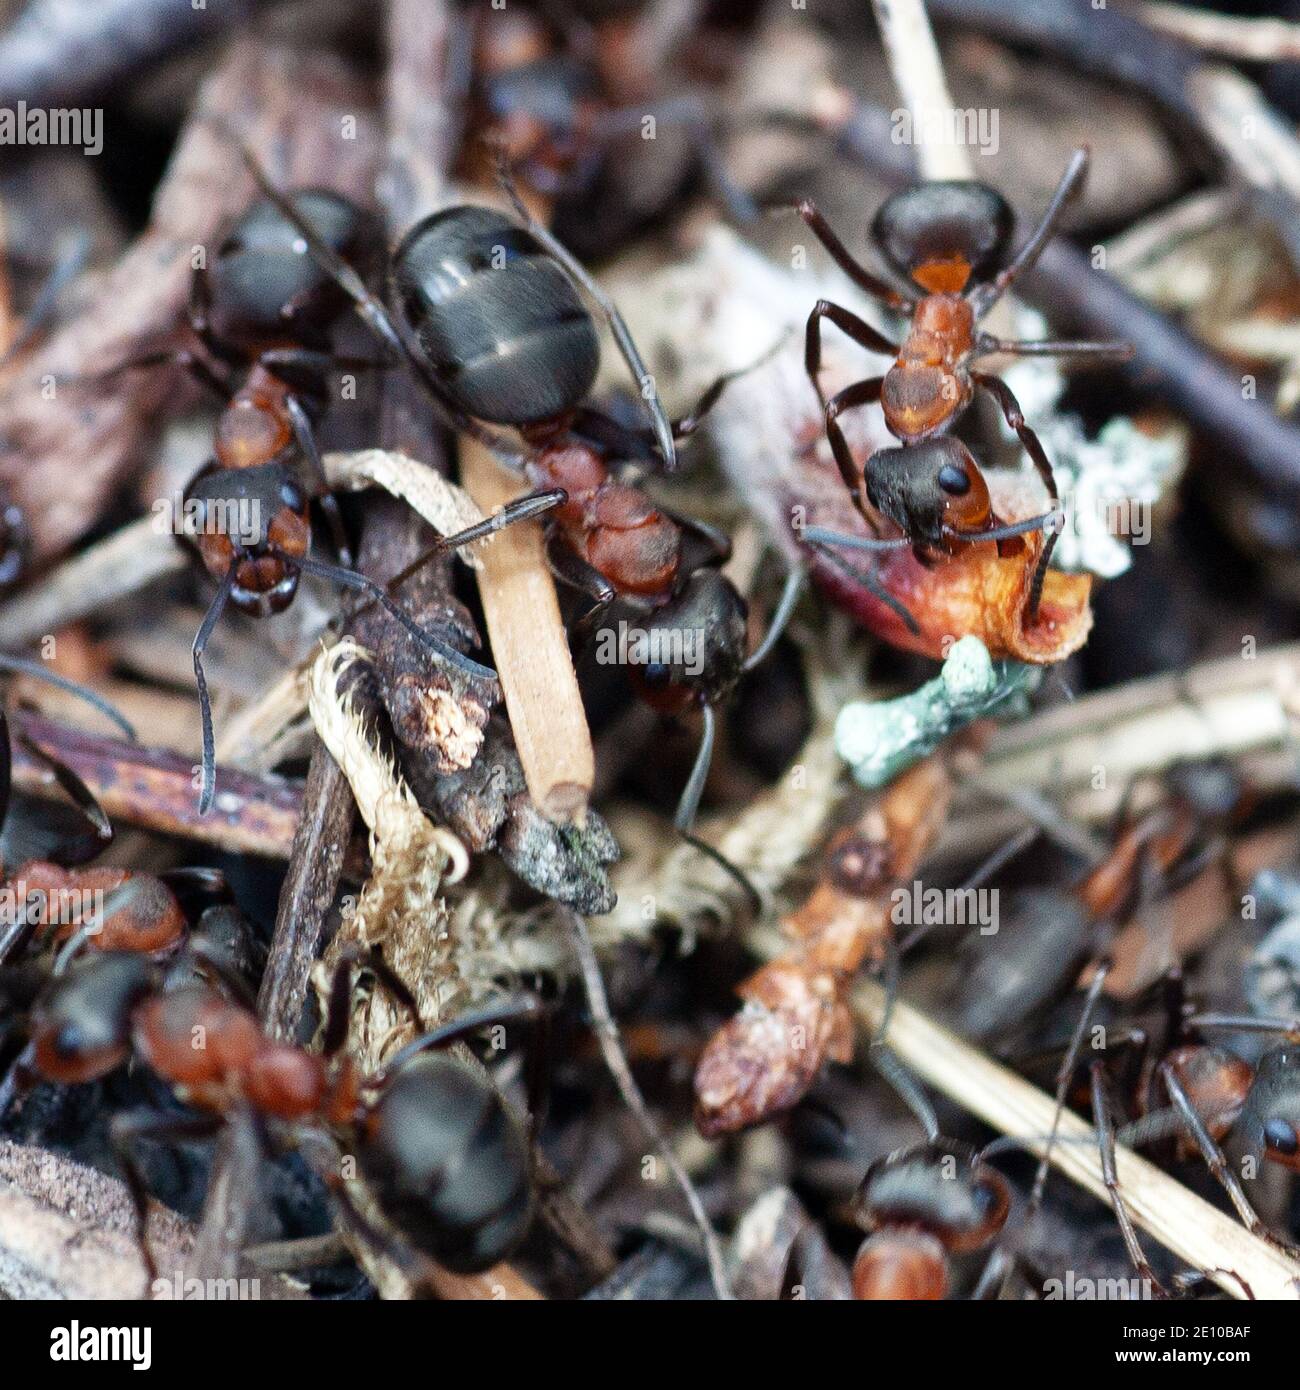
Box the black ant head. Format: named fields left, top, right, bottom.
left=183, top=460, right=307, bottom=555
left=1243, top=1046, right=1300, bottom=1171
left=863, top=437, right=993, bottom=549
left=359, top=1053, right=534, bottom=1273
left=209, top=190, right=374, bottom=349
left=871, top=181, right=1013, bottom=295
left=27, top=952, right=153, bottom=1084
left=627, top=569, right=749, bottom=714
left=857, top=1140, right=1010, bottom=1254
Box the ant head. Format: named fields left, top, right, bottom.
left=28, top=951, right=153, bottom=1084
left=1244, top=1047, right=1300, bottom=1171
left=392, top=205, right=599, bottom=427
left=857, top=1140, right=1010, bottom=1254
left=627, top=569, right=749, bottom=713
left=871, top=181, right=1013, bottom=295
left=184, top=461, right=309, bottom=614
left=1165, top=1044, right=1253, bottom=1145
left=209, top=190, right=374, bottom=349
left=863, top=437, right=992, bottom=548
left=359, top=1053, right=534, bottom=1272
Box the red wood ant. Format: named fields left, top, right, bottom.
left=787, top=148, right=1132, bottom=616
left=238, top=149, right=800, bottom=887
left=851, top=1138, right=1011, bottom=1299
left=0, top=947, right=543, bottom=1279
left=77, top=188, right=501, bottom=813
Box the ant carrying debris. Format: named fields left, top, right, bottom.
left=0, top=946, right=543, bottom=1280
left=76, top=187, right=500, bottom=812
left=238, top=146, right=801, bottom=893
left=786, top=148, right=1133, bottom=616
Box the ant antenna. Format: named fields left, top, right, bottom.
left=741, top=565, right=805, bottom=674
left=287, top=552, right=499, bottom=684
left=804, top=536, right=921, bottom=636
left=674, top=702, right=763, bottom=915
left=491, top=145, right=678, bottom=473
left=0, top=652, right=137, bottom=741
left=193, top=561, right=237, bottom=816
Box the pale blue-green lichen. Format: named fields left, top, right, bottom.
left=835, top=636, right=1040, bottom=789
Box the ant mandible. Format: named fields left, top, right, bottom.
left=0, top=947, right=543, bottom=1280
left=78, top=187, right=500, bottom=812
left=238, top=147, right=800, bottom=887
left=788, top=148, right=1133, bottom=616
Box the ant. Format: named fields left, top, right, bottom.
left=459, top=0, right=757, bottom=233
left=77, top=186, right=500, bottom=812
left=936, top=757, right=1263, bottom=1046
left=0, top=946, right=544, bottom=1280
left=238, top=148, right=801, bottom=887
left=786, top=148, right=1133, bottom=616
left=851, top=1138, right=1011, bottom=1300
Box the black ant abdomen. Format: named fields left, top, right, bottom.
left=391, top=205, right=600, bottom=427
left=209, top=190, right=375, bottom=349
left=858, top=1141, right=1011, bottom=1255
left=358, top=1051, right=534, bottom=1273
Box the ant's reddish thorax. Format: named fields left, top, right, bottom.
left=213, top=366, right=295, bottom=472
left=882, top=293, right=975, bottom=441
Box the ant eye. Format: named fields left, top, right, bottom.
left=1265, top=1118, right=1298, bottom=1157
left=280, top=480, right=306, bottom=510
left=642, top=661, right=672, bottom=687
left=937, top=464, right=971, bottom=496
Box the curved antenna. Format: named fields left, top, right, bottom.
left=192, top=560, right=237, bottom=816
left=0, top=653, right=137, bottom=741
left=801, top=524, right=909, bottom=553
left=741, top=565, right=804, bottom=674
left=673, top=703, right=763, bottom=914
left=287, top=552, right=499, bottom=684
left=493, top=147, right=678, bottom=472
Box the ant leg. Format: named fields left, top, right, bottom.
left=1091, top=1060, right=1171, bottom=1299
left=801, top=526, right=909, bottom=552
left=64, top=347, right=233, bottom=400
left=282, top=393, right=353, bottom=569
left=670, top=335, right=790, bottom=442
left=806, top=301, right=894, bottom=410
left=379, top=490, right=568, bottom=604
left=0, top=653, right=136, bottom=741
left=974, top=332, right=1133, bottom=364
left=15, top=718, right=115, bottom=851
left=192, top=560, right=237, bottom=816
left=971, top=148, right=1089, bottom=316
left=110, top=1109, right=224, bottom=1283
left=1158, top=1059, right=1299, bottom=1253
left=320, top=944, right=424, bottom=1058
left=776, top=200, right=914, bottom=310
left=287, top=552, right=499, bottom=684
left=492, top=151, right=678, bottom=472
left=824, top=376, right=884, bottom=515
left=372, top=995, right=547, bottom=1083
left=806, top=537, right=920, bottom=636
left=546, top=540, right=617, bottom=652
left=0, top=1040, right=37, bottom=1116
left=971, top=371, right=1062, bottom=619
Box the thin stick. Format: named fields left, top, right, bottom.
left=841, top=970, right=1300, bottom=1300
left=460, top=439, right=594, bottom=825
left=1138, top=1, right=1300, bottom=63
left=568, top=909, right=734, bottom=1300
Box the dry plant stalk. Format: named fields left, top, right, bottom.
left=459, top=439, right=595, bottom=826
left=846, top=978, right=1300, bottom=1301
left=694, top=751, right=961, bottom=1136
